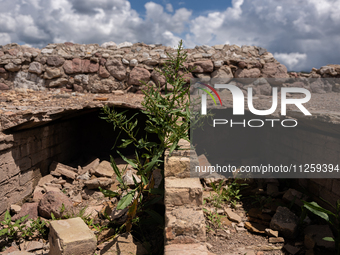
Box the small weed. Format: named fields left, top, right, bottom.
left=209, top=179, right=247, bottom=209
left=0, top=210, right=48, bottom=241
left=203, top=208, right=223, bottom=231
left=22, top=217, right=48, bottom=238
left=0, top=211, right=28, bottom=240
left=83, top=217, right=108, bottom=235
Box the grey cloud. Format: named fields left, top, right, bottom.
left=68, top=0, right=127, bottom=14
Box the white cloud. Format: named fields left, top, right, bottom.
left=185, top=0, right=340, bottom=70
left=0, top=0, right=340, bottom=71
left=0, top=33, right=11, bottom=45
left=274, top=52, right=307, bottom=70
left=0, top=0, right=192, bottom=47
left=166, top=3, right=173, bottom=12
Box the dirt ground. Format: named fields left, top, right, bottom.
left=202, top=181, right=337, bottom=255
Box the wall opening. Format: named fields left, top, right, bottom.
left=0, top=107, right=157, bottom=216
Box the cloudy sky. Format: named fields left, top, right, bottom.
left=0, top=0, right=339, bottom=71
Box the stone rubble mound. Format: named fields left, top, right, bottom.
left=2, top=157, right=154, bottom=255
left=0, top=42, right=310, bottom=93
left=1, top=42, right=339, bottom=96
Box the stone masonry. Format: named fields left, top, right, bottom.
left=164, top=139, right=210, bottom=254
left=1, top=42, right=339, bottom=94
left=0, top=121, right=81, bottom=216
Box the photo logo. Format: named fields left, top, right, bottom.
left=197, top=82, right=222, bottom=115
left=198, top=84, right=312, bottom=128
left=200, top=84, right=311, bottom=116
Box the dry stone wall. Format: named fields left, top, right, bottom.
left=164, top=139, right=210, bottom=254
left=1, top=41, right=339, bottom=94
left=0, top=121, right=80, bottom=216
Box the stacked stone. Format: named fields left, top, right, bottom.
left=290, top=65, right=340, bottom=93
left=1, top=41, right=339, bottom=95
left=1, top=41, right=290, bottom=94
left=292, top=65, right=340, bottom=79
left=163, top=139, right=210, bottom=254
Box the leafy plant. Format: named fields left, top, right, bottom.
left=302, top=199, right=340, bottom=254
left=0, top=211, right=28, bottom=240
left=0, top=211, right=48, bottom=241
left=203, top=208, right=223, bottom=231
left=22, top=217, right=47, bottom=238
left=209, top=179, right=247, bottom=208
left=50, top=212, right=57, bottom=221
left=100, top=40, right=192, bottom=232
left=83, top=216, right=108, bottom=235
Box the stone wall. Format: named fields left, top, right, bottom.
left=0, top=122, right=79, bottom=216
left=1, top=42, right=339, bottom=94
left=164, top=139, right=210, bottom=254
left=263, top=126, right=340, bottom=211
left=0, top=108, right=140, bottom=216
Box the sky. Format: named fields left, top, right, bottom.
left=0, top=0, right=340, bottom=71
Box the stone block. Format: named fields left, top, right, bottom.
left=165, top=178, right=202, bottom=207
left=304, top=225, right=334, bottom=249
left=0, top=134, right=14, bottom=143
left=93, top=160, right=114, bottom=178
left=0, top=175, right=19, bottom=197
left=81, top=158, right=100, bottom=175
left=164, top=156, right=190, bottom=178
left=282, top=188, right=308, bottom=207
left=49, top=217, right=97, bottom=255
left=16, top=156, right=32, bottom=171
left=0, top=162, right=20, bottom=183
left=165, top=207, right=206, bottom=245
left=224, top=208, right=242, bottom=223
left=50, top=162, right=78, bottom=179
left=31, top=149, right=50, bottom=166
left=19, top=167, right=41, bottom=186
left=97, top=233, right=147, bottom=255
left=0, top=197, right=8, bottom=215
left=0, top=142, right=13, bottom=151
left=164, top=243, right=209, bottom=255
left=12, top=202, right=38, bottom=221
left=312, top=179, right=333, bottom=191
left=270, top=206, right=298, bottom=239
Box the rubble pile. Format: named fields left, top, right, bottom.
left=202, top=175, right=336, bottom=255
left=0, top=157, right=158, bottom=255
